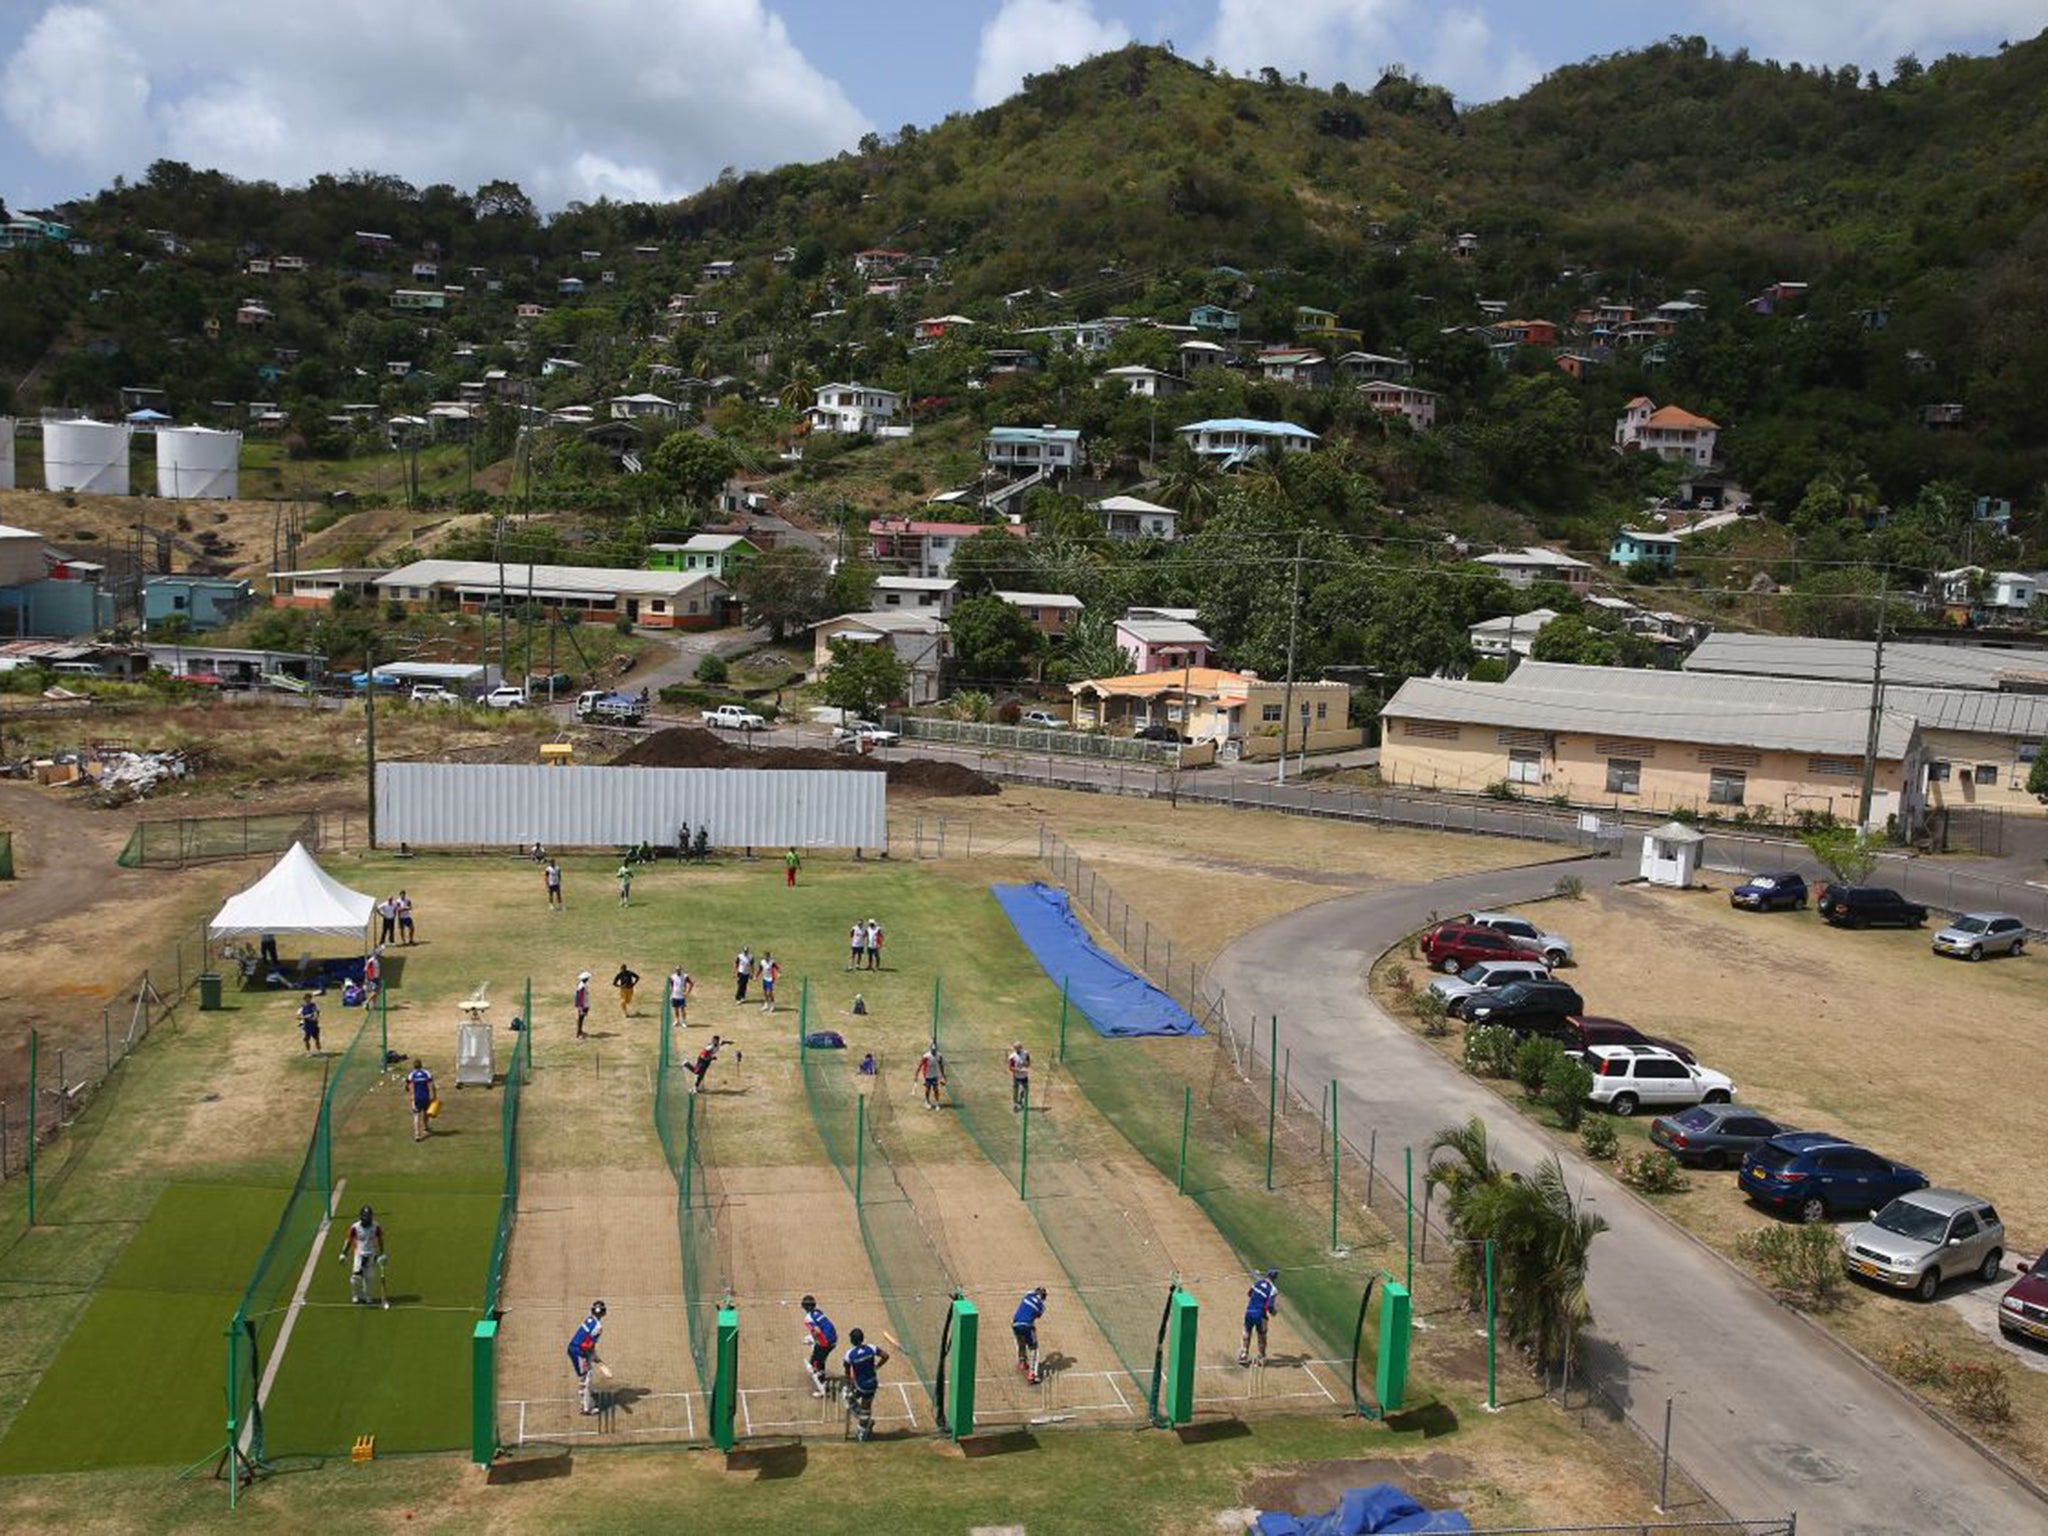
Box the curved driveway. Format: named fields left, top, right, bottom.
left=1208, top=856, right=2046, bottom=1535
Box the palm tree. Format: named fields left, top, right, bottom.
left=1157, top=442, right=1222, bottom=525
left=1426, top=1116, right=1500, bottom=1296
left=778, top=367, right=819, bottom=413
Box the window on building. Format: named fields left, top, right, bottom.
left=650, top=601, right=667, bottom=614
left=1508, top=748, right=1542, bottom=785
left=1261, top=704, right=1282, bottom=723
left=1708, top=767, right=1747, bottom=805
left=1315, top=701, right=1329, bottom=721
left=1974, top=764, right=1999, bottom=786
left=1927, top=761, right=1952, bottom=782
left=1606, top=758, right=1641, bottom=794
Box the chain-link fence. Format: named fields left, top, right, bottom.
left=0, top=918, right=213, bottom=1219
left=116, top=813, right=321, bottom=869
left=884, top=714, right=1182, bottom=764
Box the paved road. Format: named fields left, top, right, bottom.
left=1208, top=858, right=2047, bottom=1534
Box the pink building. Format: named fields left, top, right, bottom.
left=1114, top=610, right=1213, bottom=672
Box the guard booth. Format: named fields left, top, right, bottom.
left=1639, top=819, right=1705, bottom=888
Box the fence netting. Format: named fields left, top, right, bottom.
left=656, top=1022, right=727, bottom=1404
left=117, top=813, right=318, bottom=869
left=224, top=1011, right=381, bottom=1472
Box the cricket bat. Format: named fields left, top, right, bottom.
left=596, top=1361, right=615, bottom=1379
left=882, top=1330, right=902, bottom=1349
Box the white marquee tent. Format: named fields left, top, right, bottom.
left=208, top=842, right=377, bottom=940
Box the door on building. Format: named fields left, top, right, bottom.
left=625, top=599, right=640, bottom=623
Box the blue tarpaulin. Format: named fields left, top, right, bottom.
left=992, top=882, right=1203, bottom=1038
left=1254, top=1484, right=1471, bottom=1536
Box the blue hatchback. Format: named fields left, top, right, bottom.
left=1738, top=1132, right=1928, bottom=1223
left=1731, top=872, right=1807, bottom=911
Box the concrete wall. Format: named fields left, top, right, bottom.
left=1240, top=727, right=1367, bottom=759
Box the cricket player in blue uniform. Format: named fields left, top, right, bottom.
left=1013, top=1285, right=1048, bottom=1383
left=801, top=1294, right=838, bottom=1398
left=842, top=1328, right=888, bottom=1440
left=568, top=1300, right=607, bottom=1414
left=1241, top=1268, right=1280, bottom=1366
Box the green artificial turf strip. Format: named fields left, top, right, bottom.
left=258, top=1189, right=498, bottom=1455
left=102, top=1183, right=290, bottom=1295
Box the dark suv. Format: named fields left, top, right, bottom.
left=1461, top=979, right=1586, bottom=1036
left=1421, top=923, right=1527, bottom=974
left=1738, top=1132, right=1928, bottom=1222
left=1819, top=886, right=1928, bottom=929
left=1563, top=1015, right=1697, bottom=1065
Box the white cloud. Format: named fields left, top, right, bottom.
left=1203, top=0, right=1540, bottom=101
left=1695, top=1, right=2045, bottom=63
left=2, top=4, right=151, bottom=173
left=0, top=0, right=870, bottom=208
left=973, top=0, right=1132, bottom=108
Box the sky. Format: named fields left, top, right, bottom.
left=2, top=0, right=2043, bottom=214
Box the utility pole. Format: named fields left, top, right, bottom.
left=364, top=632, right=380, bottom=850
left=1857, top=571, right=1889, bottom=829
left=1277, top=532, right=1303, bottom=785
left=495, top=517, right=510, bottom=684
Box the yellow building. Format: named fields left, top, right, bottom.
left=1069, top=668, right=1356, bottom=751
left=1381, top=663, right=1928, bottom=828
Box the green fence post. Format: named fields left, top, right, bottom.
left=712, top=1305, right=739, bottom=1452
left=1265, top=1015, right=1278, bottom=1193
left=471, top=1318, right=499, bottom=1465
left=317, top=1091, right=333, bottom=1206
left=930, top=975, right=941, bottom=1050
left=378, top=980, right=388, bottom=1060
left=1404, top=1146, right=1414, bottom=1293
left=1058, top=977, right=1070, bottom=1063
left=523, top=977, right=533, bottom=1080
left=855, top=1094, right=866, bottom=1208
left=25, top=1029, right=37, bottom=1226
left=682, top=1093, right=696, bottom=1208
left=1328, top=1079, right=1339, bottom=1253
left=1484, top=1238, right=1498, bottom=1412
left=1019, top=1082, right=1030, bottom=1199
left=947, top=1296, right=979, bottom=1442
left=799, top=975, right=809, bottom=1051
left=1177, top=1084, right=1191, bottom=1195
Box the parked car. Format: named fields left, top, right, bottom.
left=1428, top=958, right=1553, bottom=1016
left=1562, top=1015, right=1697, bottom=1065
left=701, top=703, right=768, bottom=731
left=576, top=690, right=647, bottom=725
left=831, top=719, right=900, bottom=747
left=1132, top=723, right=1184, bottom=743
left=1452, top=910, right=1573, bottom=966
left=1420, top=923, right=1529, bottom=975
left=1999, top=1251, right=2048, bottom=1346
left=1840, top=1190, right=2004, bottom=1302
left=1739, top=1133, right=1928, bottom=1223
left=1649, top=1104, right=1791, bottom=1169
left=1584, top=1045, right=1735, bottom=1117
left=1460, top=978, right=1586, bottom=1036
left=479, top=685, right=529, bottom=710
left=1930, top=911, right=2027, bottom=961
left=1731, top=872, right=1808, bottom=912
left=526, top=671, right=577, bottom=700
left=1019, top=710, right=1065, bottom=729
left=1819, top=886, right=1927, bottom=929
left=409, top=685, right=462, bottom=706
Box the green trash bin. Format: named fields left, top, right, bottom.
left=199, top=973, right=224, bottom=1011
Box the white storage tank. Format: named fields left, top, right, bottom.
left=43, top=418, right=132, bottom=495
left=0, top=417, right=14, bottom=490
left=156, top=426, right=242, bottom=499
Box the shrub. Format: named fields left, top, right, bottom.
left=1882, top=1336, right=1952, bottom=1387
left=1553, top=874, right=1584, bottom=901
left=1948, top=1362, right=2013, bottom=1425
left=1462, top=1023, right=1518, bottom=1078
left=695, top=652, right=730, bottom=684
left=1617, top=1149, right=1687, bottom=1195
left=1542, top=1055, right=1594, bottom=1130
left=1513, top=1036, right=1563, bottom=1097
left=1483, top=778, right=1518, bottom=801
left=1385, top=965, right=1415, bottom=999
left=1580, top=1118, right=1618, bottom=1160
left=613, top=615, right=635, bottom=634
left=1736, top=1222, right=1843, bottom=1307
left=1413, top=992, right=1450, bottom=1038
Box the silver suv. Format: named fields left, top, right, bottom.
left=1841, top=1189, right=2004, bottom=1302
left=1458, top=910, right=1573, bottom=966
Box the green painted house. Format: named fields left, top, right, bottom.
left=647, top=533, right=760, bottom=582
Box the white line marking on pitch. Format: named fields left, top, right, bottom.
left=517, top=1399, right=527, bottom=1447
left=245, top=1178, right=345, bottom=1451
left=740, top=1388, right=754, bottom=1436
left=1104, top=1371, right=1133, bottom=1414
left=895, top=1382, right=918, bottom=1429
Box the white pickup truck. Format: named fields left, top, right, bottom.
left=701, top=703, right=768, bottom=731
left=410, top=685, right=462, bottom=706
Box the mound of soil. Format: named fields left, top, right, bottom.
left=610, top=727, right=998, bottom=798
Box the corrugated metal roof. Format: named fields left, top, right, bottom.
left=374, top=559, right=720, bottom=600
left=1685, top=632, right=2048, bottom=691
left=1385, top=666, right=1916, bottom=757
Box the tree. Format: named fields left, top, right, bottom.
left=825, top=554, right=877, bottom=616
left=821, top=637, right=908, bottom=718
left=1784, top=565, right=1886, bottom=639
left=1156, top=442, right=1223, bottom=524
left=731, top=545, right=829, bottom=641
left=1801, top=825, right=1881, bottom=884
left=1529, top=614, right=1617, bottom=666
left=2030, top=751, right=2048, bottom=805
left=646, top=432, right=740, bottom=505
left=948, top=594, right=1037, bottom=682
left=947, top=526, right=1029, bottom=596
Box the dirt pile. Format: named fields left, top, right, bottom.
left=611, top=727, right=998, bottom=797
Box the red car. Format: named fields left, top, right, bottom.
left=1421, top=923, right=1529, bottom=974
left=2001, top=1251, right=2048, bottom=1347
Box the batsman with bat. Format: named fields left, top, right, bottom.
left=337, top=1205, right=389, bottom=1308
left=568, top=1300, right=608, bottom=1414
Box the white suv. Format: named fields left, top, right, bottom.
left=1458, top=910, right=1573, bottom=967
left=1585, top=1045, right=1735, bottom=1117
